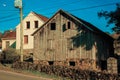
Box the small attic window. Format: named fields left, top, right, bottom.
left=34, top=21, right=38, bottom=28
left=26, top=21, right=30, bottom=29
left=62, top=24, right=67, bottom=32
left=50, top=23, right=56, bottom=30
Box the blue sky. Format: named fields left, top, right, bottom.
left=0, top=0, right=120, bottom=33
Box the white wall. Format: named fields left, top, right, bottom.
left=16, top=12, right=45, bottom=50
left=2, top=39, right=16, bottom=50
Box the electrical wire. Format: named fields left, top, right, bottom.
left=0, top=13, right=18, bottom=19
left=0, top=17, right=19, bottom=22
left=0, top=2, right=119, bottom=22
left=29, top=0, right=82, bottom=11
left=68, top=2, right=118, bottom=12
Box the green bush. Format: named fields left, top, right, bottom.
left=1, top=48, right=20, bottom=63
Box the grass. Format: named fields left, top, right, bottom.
left=17, top=70, right=71, bottom=80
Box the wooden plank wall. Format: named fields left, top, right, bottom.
left=33, top=12, right=111, bottom=65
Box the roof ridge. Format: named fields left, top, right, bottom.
left=32, top=11, right=48, bottom=18
left=31, top=11, right=49, bottom=22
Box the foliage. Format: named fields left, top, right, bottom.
left=98, top=3, right=120, bottom=33
left=1, top=48, right=20, bottom=63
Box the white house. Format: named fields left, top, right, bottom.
left=2, top=31, right=16, bottom=50
left=16, top=11, right=48, bottom=55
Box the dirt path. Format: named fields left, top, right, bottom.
left=0, top=70, right=52, bottom=80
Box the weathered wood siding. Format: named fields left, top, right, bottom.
left=33, top=12, right=113, bottom=68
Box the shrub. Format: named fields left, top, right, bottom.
left=1, top=48, right=20, bottom=63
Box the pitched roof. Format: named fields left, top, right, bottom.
left=32, top=9, right=113, bottom=40
left=32, top=12, right=49, bottom=22
left=2, top=31, right=16, bottom=40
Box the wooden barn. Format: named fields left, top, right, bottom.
left=32, top=10, right=114, bottom=70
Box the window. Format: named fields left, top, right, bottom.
left=34, top=21, right=38, bottom=28
left=48, top=61, right=54, bottom=65
left=68, top=22, right=71, bottom=29
left=24, top=35, right=28, bottom=44
left=6, top=41, right=10, bottom=48
left=26, top=21, right=30, bottom=29
left=62, top=24, right=67, bottom=32
left=69, top=61, right=75, bottom=66
left=50, top=23, right=56, bottom=30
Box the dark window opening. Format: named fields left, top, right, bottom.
left=69, top=61, right=75, bottom=66
left=68, top=22, right=71, bottom=29
left=50, top=23, right=56, bottom=30
left=34, top=21, right=38, bottom=28
left=48, top=61, right=54, bottom=65
left=101, top=60, right=107, bottom=70
left=26, top=21, right=30, bottom=29
left=62, top=24, right=67, bottom=32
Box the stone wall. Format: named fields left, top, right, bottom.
left=34, top=59, right=98, bottom=70
left=12, top=61, right=120, bottom=80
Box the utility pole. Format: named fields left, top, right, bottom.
left=14, top=0, right=23, bottom=62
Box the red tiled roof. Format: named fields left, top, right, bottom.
left=33, top=12, right=49, bottom=22
left=2, top=31, right=16, bottom=39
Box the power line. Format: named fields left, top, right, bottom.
left=0, top=2, right=119, bottom=22
left=0, top=17, right=19, bottom=22
left=0, top=9, right=18, bottom=12
left=0, top=0, right=81, bottom=12
left=0, top=0, right=82, bottom=20
left=29, top=0, right=82, bottom=11
left=0, top=13, right=18, bottom=19
left=68, top=2, right=119, bottom=12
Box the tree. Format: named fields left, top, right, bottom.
left=98, top=3, right=120, bottom=33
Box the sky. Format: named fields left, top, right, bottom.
left=0, top=0, right=120, bottom=34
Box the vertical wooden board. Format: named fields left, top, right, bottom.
left=55, top=39, right=61, bottom=61
left=34, top=32, right=41, bottom=60
left=76, top=48, right=80, bottom=59
left=91, top=44, right=96, bottom=60
left=73, top=50, right=77, bottom=59
left=81, top=46, right=86, bottom=59
left=86, top=50, right=92, bottom=59
left=62, top=39, right=66, bottom=60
